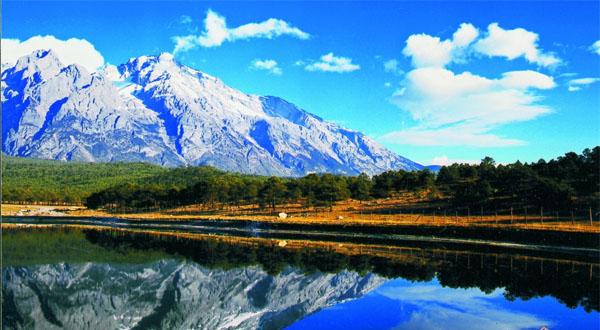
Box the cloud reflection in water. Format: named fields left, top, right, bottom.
left=379, top=281, right=550, bottom=330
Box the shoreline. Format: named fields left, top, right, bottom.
left=4, top=213, right=599, bottom=254
left=2, top=203, right=598, bottom=234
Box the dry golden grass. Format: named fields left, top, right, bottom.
left=3, top=197, right=598, bottom=234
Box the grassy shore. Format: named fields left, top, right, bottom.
left=3, top=196, right=599, bottom=234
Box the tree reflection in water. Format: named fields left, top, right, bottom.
left=81, top=228, right=599, bottom=312
left=3, top=226, right=598, bottom=313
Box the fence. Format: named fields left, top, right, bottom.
left=2, top=200, right=83, bottom=206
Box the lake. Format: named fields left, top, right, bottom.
left=2, top=223, right=598, bottom=329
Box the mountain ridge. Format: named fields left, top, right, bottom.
left=2, top=50, right=422, bottom=176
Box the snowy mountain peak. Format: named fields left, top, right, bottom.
left=10, top=49, right=63, bottom=81
left=19, top=48, right=58, bottom=64
left=2, top=50, right=422, bottom=175
left=158, top=52, right=175, bottom=62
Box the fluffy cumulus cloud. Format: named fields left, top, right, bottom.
left=1, top=35, right=104, bottom=72
left=173, top=10, right=309, bottom=52
left=567, top=77, right=600, bottom=92
left=590, top=40, right=600, bottom=55
left=402, top=22, right=560, bottom=68
left=304, top=52, right=360, bottom=73
left=385, top=23, right=558, bottom=147
left=402, top=23, right=479, bottom=68
left=474, top=23, right=560, bottom=67
left=250, top=59, right=282, bottom=75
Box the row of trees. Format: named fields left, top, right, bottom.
left=85, top=147, right=598, bottom=212
left=5, top=147, right=596, bottom=212
left=437, top=147, right=599, bottom=210
left=85, top=173, right=372, bottom=210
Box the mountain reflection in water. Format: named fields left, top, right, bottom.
left=2, top=227, right=598, bottom=330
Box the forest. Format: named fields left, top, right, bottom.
left=2, top=147, right=598, bottom=214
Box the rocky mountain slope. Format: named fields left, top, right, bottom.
left=1, top=50, right=422, bottom=175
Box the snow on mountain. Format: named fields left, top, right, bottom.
left=3, top=260, right=383, bottom=329
left=2, top=50, right=422, bottom=175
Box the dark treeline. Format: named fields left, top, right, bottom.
left=437, top=147, right=599, bottom=211
left=85, top=173, right=361, bottom=211
left=84, top=147, right=599, bottom=213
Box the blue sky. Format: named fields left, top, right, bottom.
left=2, top=1, right=599, bottom=165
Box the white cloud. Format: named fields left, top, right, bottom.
left=384, top=82, right=392, bottom=88
left=180, top=15, right=193, bottom=25
left=386, top=23, right=559, bottom=147
left=102, top=64, right=123, bottom=81
left=402, top=23, right=478, bottom=68
left=384, top=66, right=554, bottom=147
left=590, top=40, right=600, bottom=55
left=384, top=126, right=525, bottom=147
left=1, top=35, right=104, bottom=72
left=384, top=59, right=397, bottom=71
left=474, top=23, right=560, bottom=67
left=197, top=10, right=235, bottom=47
left=172, top=35, right=197, bottom=53
left=383, top=59, right=403, bottom=75
left=403, top=34, right=454, bottom=68
left=402, top=22, right=560, bottom=69
left=250, top=59, right=282, bottom=75
left=499, top=70, right=556, bottom=90
left=452, top=22, right=480, bottom=47
left=393, top=67, right=554, bottom=123
left=173, top=10, right=309, bottom=52
left=567, top=77, right=600, bottom=92
left=568, top=77, right=600, bottom=85
left=304, top=52, right=360, bottom=73
left=431, top=155, right=480, bottom=166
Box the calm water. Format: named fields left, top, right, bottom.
left=2, top=225, right=598, bottom=329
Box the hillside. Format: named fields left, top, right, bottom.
left=1, top=156, right=166, bottom=203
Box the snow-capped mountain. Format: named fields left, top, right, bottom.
left=3, top=260, right=383, bottom=329
left=1, top=50, right=422, bottom=175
